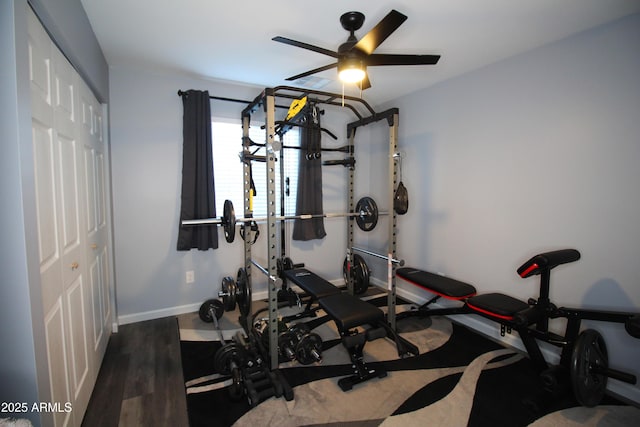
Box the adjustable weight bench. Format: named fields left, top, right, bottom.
left=283, top=267, right=419, bottom=391
left=395, top=250, right=640, bottom=407
left=281, top=268, right=342, bottom=321
left=396, top=268, right=477, bottom=320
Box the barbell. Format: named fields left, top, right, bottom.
left=182, top=196, right=385, bottom=243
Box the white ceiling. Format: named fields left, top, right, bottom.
left=81, top=0, right=640, bottom=106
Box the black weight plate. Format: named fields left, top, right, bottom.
left=343, top=254, right=370, bottom=295
left=288, top=323, right=311, bottom=338
left=625, top=314, right=640, bottom=338
left=237, top=267, right=251, bottom=317
left=221, top=276, right=237, bottom=312
left=278, top=331, right=297, bottom=361
left=355, top=196, right=378, bottom=232
left=211, top=298, right=224, bottom=320
left=354, top=254, right=370, bottom=295
left=214, top=342, right=239, bottom=375
left=570, top=329, right=608, bottom=407
left=295, top=333, right=323, bottom=365
left=199, top=298, right=223, bottom=323
left=223, top=199, right=236, bottom=243
left=276, top=258, right=284, bottom=278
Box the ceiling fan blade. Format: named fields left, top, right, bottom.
left=285, top=63, right=338, bottom=81
left=360, top=73, right=371, bottom=90
left=272, top=36, right=339, bottom=58
left=353, top=9, right=407, bottom=55
left=366, top=53, right=440, bottom=66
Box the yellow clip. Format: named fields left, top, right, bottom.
left=286, top=96, right=307, bottom=121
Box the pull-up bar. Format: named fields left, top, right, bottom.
left=177, top=90, right=289, bottom=109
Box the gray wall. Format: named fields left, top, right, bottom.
left=382, top=13, right=640, bottom=401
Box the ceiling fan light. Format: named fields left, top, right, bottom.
left=338, top=60, right=366, bottom=83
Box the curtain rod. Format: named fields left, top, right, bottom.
left=177, top=90, right=288, bottom=109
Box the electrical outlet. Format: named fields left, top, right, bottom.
left=186, top=270, right=195, bottom=284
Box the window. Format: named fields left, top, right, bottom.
left=212, top=119, right=300, bottom=218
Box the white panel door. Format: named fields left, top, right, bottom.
left=28, top=8, right=109, bottom=426
left=79, top=77, right=111, bottom=362
left=28, top=10, right=72, bottom=427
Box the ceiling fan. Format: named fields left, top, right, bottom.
left=272, top=9, right=440, bottom=90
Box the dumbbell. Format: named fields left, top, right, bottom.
left=285, top=323, right=323, bottom=365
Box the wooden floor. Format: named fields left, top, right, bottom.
left=82, top=317, right=189, bottom=427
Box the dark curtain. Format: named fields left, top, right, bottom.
left=292, top=106, right=326, bottom=241
left=177, top=90, right=219, bottom=250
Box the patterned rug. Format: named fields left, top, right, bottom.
left=178, top=299, right=639, bottom=427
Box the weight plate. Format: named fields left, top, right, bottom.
left=288, top=323, right=311, bottom=338
left=570, top=329, right=608, bottom=407
left=220, top=276, right=237, bottom=312
left=276, top=258, right=284, bottom=278
left=198, top=298, right=224, bottom=323
left=355, top=196, right=378, bottom=232
left=211, top=299, right=224, bottom=320
left=223, top=199, right=236, bottom=243
left=343, top=254, right=370, bottom=295
left=278, top=331, right=297, bottom=361
left=214, top=342, right=239, bottom=376
left=295, top=333, right=323, bottom=365
left=237, top=267, right=251, bottom=317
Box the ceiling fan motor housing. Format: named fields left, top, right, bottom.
left=340, top=11, right=365, bottom=33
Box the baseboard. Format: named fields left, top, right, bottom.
left=117, top=302, right=202, bottom=325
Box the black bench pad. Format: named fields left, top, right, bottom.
left=397, top=268, right=477, bottom=300
left=283, top=268, right=342, bottom=300
left=466, top=293, right=529, bottom=320
left=319, top=293, right=385, bottom=331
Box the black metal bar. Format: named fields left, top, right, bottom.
left=347, top=107, right=400, bottom=135
left=274, top=121, right=338, bottom=140
left=178, top=90, right=289, bottom=109
left=273, top=86, right=377, bottom=116
left=558, top=307, right=638, bottom=323
left=244, top=136, right=350, bottom=153
left=181, top=86, right=378, bottom=121
left=242, top=86, right=378, bottom=121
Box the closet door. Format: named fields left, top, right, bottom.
left=29, top=10, right=72, bottom=427
left=79, top=76, right=111, bottom=366
left=28, top=8, right=106, bottom=426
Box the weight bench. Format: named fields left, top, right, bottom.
left=396, top=268, right=477, bottom=319
left=395, top=250, right=640, bottom=407
left=281, top=268, right=342, bottom=321
left=283, top=267, right=419, bottom=391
